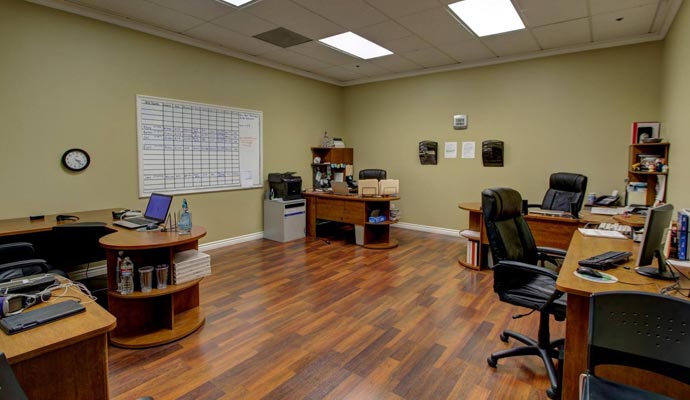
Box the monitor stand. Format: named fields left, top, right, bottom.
left=635, top=249, right=676, bottom=280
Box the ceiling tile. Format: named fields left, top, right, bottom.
left=589, top=0, right=659, bottom=16
left=400, top=47, right=455, bottom=68
left=368, top=54, right=423, bottom=72
left=244, top=0, right=344, bottom=40
left=356, top=20, right=411, bottom=43
left=532, top=18, right=591, bottom=49
left=292, top=0, right=389, bottom=30
left=130, top=2, right=205, bottom=32
left=516, top=0, right=588, bottom=27
left=592, top=4, right=657, bottom=41
left=481, top=30, right=541, bottom=57
left=148, top=0, right=234, bottom=21
left=395, top=7, right=475, bottom=45
left=315, top=66, right=366, bottom=81
left=211, top=11, right=278, bottom=36
left=381, top=35, right=430, bottom=53
left=258, top=49, right=332, bottom=72
left=289, top=41, right=357, bottom=65
left=68, top=0, right=148, bottom=17
left=184, top=23, right=280, bottom=55
left=435, top=39, right=495, bottom=63
left=338, top=61, right=391, bottom=77
left=366, top=0, right=441, bottom=19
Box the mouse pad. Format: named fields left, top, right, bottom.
left=574, top=271, right=618, bottom=283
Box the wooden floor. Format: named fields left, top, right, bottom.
left=108, top=228, right=564, bottom=399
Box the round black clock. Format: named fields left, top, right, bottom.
left=61, top=148, right=90, bottom=171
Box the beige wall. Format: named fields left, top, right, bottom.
left=0, top=0, right=343, bottom=242
left=344, top=44, right=662, bottom=230
left=661, top=1, right=690, bottom=208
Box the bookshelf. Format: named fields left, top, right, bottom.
left=310, top=147, right=353, bottom=189
left=628, top=142, right=670, bottom=206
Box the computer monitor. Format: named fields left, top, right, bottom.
left=635, top=203, right=675, bottom=280
left=378, top=179, right=399, bottom=196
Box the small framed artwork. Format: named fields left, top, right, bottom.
left=632, top=122, right=660, bottom=144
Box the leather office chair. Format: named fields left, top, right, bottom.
left=482, top=188, right=567, bottom=399
left=580, top=291, right=690, bottom=400
left=0, top=352, right=28, bottom=400
left=531, top=172, right=588, bottom=216
left=358, top=169, right=387, bottom=181
left=0, top=242, right=65, bottom=283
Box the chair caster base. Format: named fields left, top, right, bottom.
left=487, top=356, right=498, bottom=368
left=499, top=332, right=509, bottom=342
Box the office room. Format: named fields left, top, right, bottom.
left=1, top=0, right=690, bottom=399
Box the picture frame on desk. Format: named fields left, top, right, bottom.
left=632, top=121, right=660, bottom=144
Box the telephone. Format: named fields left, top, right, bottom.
left=593, top=195, right=619, bottom=206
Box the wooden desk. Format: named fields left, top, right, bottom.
left=556, top=233, right=690, bottom=400
left=302, top=192, right=399, bottom=249
left=0, top=209, right=208, bottom=348
left=0, top=281, right=116, bottom=400
left=458, top=202, right=607, bottom=269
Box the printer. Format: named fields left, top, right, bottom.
left=268, top=172, right=302, bottom=201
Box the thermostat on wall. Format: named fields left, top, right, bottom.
left=453, top=114, right=468, bottom=130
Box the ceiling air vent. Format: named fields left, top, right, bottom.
left=253, top=27, right=312, bottom=48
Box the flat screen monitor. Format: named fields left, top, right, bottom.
left=635, top=203, right=675, bottom=280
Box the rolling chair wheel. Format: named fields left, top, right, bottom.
left=546, top=387, right=556, bottom=399
left=487, top=356, right=498, bottom=368
left=499, top=332, right=509, bottom=342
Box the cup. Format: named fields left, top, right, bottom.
left=155, top=264, right=169, bottom=289
left=138, top=266, right=154, bottom=292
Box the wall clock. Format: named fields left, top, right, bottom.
left=61, top=148, right=90, bottom=171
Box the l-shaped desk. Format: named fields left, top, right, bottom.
left=0, top=209, right=207, bottom=348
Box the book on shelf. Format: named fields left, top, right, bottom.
left=677, top=209, right=690, bottom=260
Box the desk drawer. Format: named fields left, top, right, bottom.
left=316, top=199, right=346, bottom=221
left=342, top=202, right=365, bottom=224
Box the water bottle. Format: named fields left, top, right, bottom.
left=178, top=198, right=192, bottom=234
left=120, top=257, right=134, bottom=295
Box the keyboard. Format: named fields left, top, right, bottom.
left=0, top=300, right=85, bottom=334
left=578, top=251, right=633, bottom=270
left=124, top=217, right=156, bottom=225
left=598, top=222, right=632, bottom=236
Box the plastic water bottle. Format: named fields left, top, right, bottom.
left=178, top=199, right=192, bottom=234
left=120, top=257, right=134, bottom=295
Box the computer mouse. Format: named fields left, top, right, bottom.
left=146, top=223, right=159, bottom=230
left=577, top=266, right=603, bottom=278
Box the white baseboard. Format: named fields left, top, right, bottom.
left=393, top=222, right=460, bottom=237
left=199, top=231, right=264, bottom=251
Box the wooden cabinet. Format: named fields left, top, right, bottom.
left=311, top=147, right=353, bottom=189
left=628, top=142, right=670, bottom=206
left=99, top=226, right=207, bottom=348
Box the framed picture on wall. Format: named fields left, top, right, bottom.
left=632, top=122, right=660, bottom=144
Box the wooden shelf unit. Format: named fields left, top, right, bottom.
left=311, top=147, right=353, bottom=189
left=100, top=226, right=207, bottom=348
left=628, top=142, right=670, bottom=206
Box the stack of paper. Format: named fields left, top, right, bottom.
left=173, top=249, right=211, bottom=284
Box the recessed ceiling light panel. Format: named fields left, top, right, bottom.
left=218, top=0, right=255, bottom=7
left=448, top=0, right=525, bottom=37
left=319, top=32, right=392, bottom=60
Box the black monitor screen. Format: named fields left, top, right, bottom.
left=635, top=203, right=674, bottom=280
left=144, top=193, right=173, bottom=222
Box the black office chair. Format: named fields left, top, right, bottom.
left=0, top=352, right=28, bottom=400
left=358, top=169, right=387, bottom=181
left=482, top=187, right=567, bottom=399
left=48, top=222, right=109, bottom=270
left=530, top=172, right=588, bottom=217
left=580, top=291, right=690, bottom=400
left=0, top=242, right=65, bottom=283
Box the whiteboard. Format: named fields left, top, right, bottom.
left=136, top=95, right=263, bottom=197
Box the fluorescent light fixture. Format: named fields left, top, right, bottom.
left=448, top=0, right=525, bottom=37
left=319, top=32, right=392, bottom=60
left=218, top=0, right=254, bottom=6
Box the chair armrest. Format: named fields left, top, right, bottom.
left=493, top=260, right=559, bottom=281
left=0, top=259, right=50, bottom=274
left=0, top=242, right=36, bottom=263
left=537, top=246, right=567, bottom=258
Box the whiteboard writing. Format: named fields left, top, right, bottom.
left=137, top=95, right=262, bottom=197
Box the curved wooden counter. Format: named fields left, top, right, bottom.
left=100, top=226, right=207, bottom=348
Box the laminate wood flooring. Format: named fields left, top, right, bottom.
left=108, top=228, right=564, bottom=399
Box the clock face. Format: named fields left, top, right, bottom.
left=62, top=148, right=90, bottom=171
